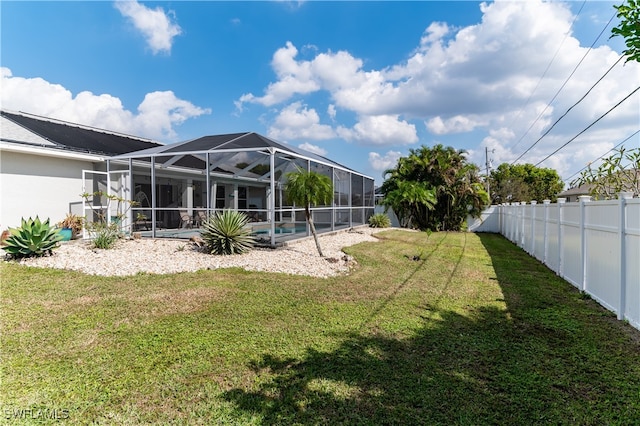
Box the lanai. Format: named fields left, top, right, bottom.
left=105, top=132, right=375, bottom=247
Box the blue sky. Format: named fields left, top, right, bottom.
left=2, top=1, right=639, bottom=187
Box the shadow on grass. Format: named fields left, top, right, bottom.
left=355, top=232, right=449, bottom=332
left=222, top=233, right=640, bottom=425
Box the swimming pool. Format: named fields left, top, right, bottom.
left=251, top=225, right=308, bottom=235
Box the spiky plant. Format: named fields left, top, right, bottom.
left=2, top=216, right=62, bottom=259
left=200, top=210, right=255, bottom=255
left=91, top=224, right=120, bottom=249
left=368, top=213, right=391, bottom=228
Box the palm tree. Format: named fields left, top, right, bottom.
left=284, top=169, right=333, bottom=257
left=382, top=180, right=436, bottom=229
left=380, top=144, right=488, bottom=231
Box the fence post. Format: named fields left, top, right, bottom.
left=543, top=200, right=550, bottom=264
left=520, top=201, right=527, bottom=248
left=508, top=203, right=513, bottom=241
left=578, top=195, right=591, bottom=292
left=512, top=203, right=516, bottom=242
left=557, top=198, right=566, bottom=278
left=530, top=200, right=537, bottom=255
left=618, top=192, right=632, bottom=321
left=507, top=203, right=512, bottom=242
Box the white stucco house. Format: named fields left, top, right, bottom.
left=0, top=110, right=375, bottom=245
left=0, top=110, right=161, bottom=230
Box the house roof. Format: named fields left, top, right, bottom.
left=113, top=131, right=365, bottom=177
left=1, top=110, right=162, bottom=156
left=1, top=114, right=56, bottom=147
left=558, top=183, right=595, bottom=198
left=560, top=169, right=639, bottom=197
left=1, top=109, right=371, bottom=179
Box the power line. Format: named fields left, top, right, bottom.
left=505, top=0, right=586, bottom=144
left=563, top=129, right=640, bottom=183
left=511, top=55, right=625, bottom=164
left=534, top=86, right=640, bottom=168
left=509, top=8, right=617, bottom=153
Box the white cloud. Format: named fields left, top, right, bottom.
left=426, top=115, right=487, bottom=135
left=1, top=67, right=210, bottom=141
left=238, top=42, right=371, bottom=109
left=267, top=101, right=335, bottom=141
left=135, top=91, right=211, bottom=139
left=327, top=104, right=337, bottom=120
left=420, top=22, right=451, bottom=46
left=237, top=0, right=640, bottom=177
left=337, top=115, right=417, bottom=146
left=298, top=142, right=327, bottom=156
left=114, top=0, right=182, bottom=54
left=238, top=42, right=320, bottom=106
left=369, top=150, right=403, bottom=172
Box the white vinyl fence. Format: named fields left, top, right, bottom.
left=469, top=193, right=640, bottom=331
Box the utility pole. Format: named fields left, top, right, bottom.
left=485, top=147, right=494, bottom=202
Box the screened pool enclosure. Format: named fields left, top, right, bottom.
left=83, top=132, right=375, bottom=246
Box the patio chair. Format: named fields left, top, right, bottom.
left=194, top=210, right=208, bottom=227
left=179, top=210, right=193, bottom=229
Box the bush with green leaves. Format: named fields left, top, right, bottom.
left=570, top=147, right=640, bottom=199
left=368, top=213, right=391, bottom=228
left=91, top=223, right=120, bottom=249
left=2, top=216, right=62, bottom=259
left=81, top=191, right=138, bottom=249
left=200, top=210, right=255, bottom=255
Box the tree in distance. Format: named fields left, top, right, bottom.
left=489, top=163, right=564, bottom=204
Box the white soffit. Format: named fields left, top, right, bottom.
left=0, top=141, right=105, bottom=162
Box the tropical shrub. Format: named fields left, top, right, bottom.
left=57, top=213, right=83, bottom=238
left=368, top=213, right=391, bottom=228
left=2, top=216, right=62, bottom=259
left=570, top=147, right=640, bottom=199
left=382, top=180, right=436, bottom=229
left=200, top=210, right=255, bottom=255
left=380, top=144, right=489, bottom=231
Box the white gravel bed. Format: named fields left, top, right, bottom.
left=14, top=227, right=385, bottom=278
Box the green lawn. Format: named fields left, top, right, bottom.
left=1, top=231, right=639, bottom=425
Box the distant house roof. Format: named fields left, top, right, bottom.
left=1, top=110, right=162, bottom=156
left=559, top=169, right=639, bottom=200
left=558, top=183, right=595, bottom=198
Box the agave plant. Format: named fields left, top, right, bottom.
left=200, top=210, right=255, bottom=255
left=2, top=216, right=62, bottom=259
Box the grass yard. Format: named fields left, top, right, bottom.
left=1, top=230, right=639, bottom=425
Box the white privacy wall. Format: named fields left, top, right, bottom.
left=469, top=194, right=640, bottom=331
